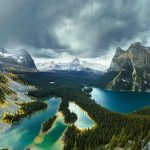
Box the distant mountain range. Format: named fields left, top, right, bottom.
left=99, top=42, right=150, bottom=92
left=0, top=48, right=37, bottom=71
left=1, top=42, right=150, bottom=92
left=0, top=47, right=102, bottom=74
left=46, top=58, right=102, bottom=73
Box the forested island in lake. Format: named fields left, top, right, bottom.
left=42, top=115, right=57, bottom=133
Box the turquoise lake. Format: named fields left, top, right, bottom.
left=91, top=88, right=150, bottom=113
left=0, top=98, right=94, bottom=149
left=68, top=102, right=94, bottom=129
left=1, top=86, right=150, bottom=149
left=0, top=98, right=67, bottom=150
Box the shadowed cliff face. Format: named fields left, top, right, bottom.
left=16, top=49, right=37, bottom=69
left=100, top=42, right=150, bottom=91
left=0, top=48, right=37, bottom=71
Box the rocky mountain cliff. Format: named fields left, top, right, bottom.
left=0, top=48, right=37, bottom=72
left=99, top=42, right=150, bottom=92
left=15, top=49, right=37, bottom=69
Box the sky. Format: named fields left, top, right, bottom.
left=0, top=0, right=150, bottom=70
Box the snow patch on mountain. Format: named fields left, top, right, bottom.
left=47, top=58, right=84, bottom=71
left=42, top=58, right=102, bottom=73
left=0, top=48, right=37, bottom=70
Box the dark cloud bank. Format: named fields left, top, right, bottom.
left=0, top=0, right=150, bottom=58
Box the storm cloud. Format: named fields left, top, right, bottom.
left=0, top=0, right=150, bottom=58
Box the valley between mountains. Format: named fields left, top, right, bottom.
left=0, top=42, right=150, bottom=150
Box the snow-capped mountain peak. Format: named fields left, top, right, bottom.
left=68, top=58, right=83, bottom=71
left=0, top=48, right=37, bottom=70
left=71, top=58, right=80, bottom=64
left=48, top=58, right=92, bottom=72
left=15, top=49, right=37, bottom=69
left=0, top=48, right=8, bottom=54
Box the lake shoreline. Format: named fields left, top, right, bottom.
left=92, top=86, right=150, bottom=94
left=91, top=87, right=150, bottom=113
left=68, top=101, right=96, bottom=131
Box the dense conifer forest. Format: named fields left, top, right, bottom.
left=10, top=71, right=150, bottom=149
